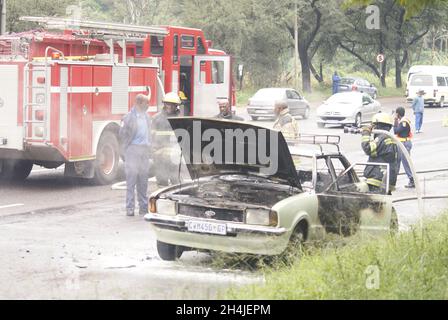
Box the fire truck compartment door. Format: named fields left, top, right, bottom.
left=0, top=65, right=23, bottom=151
left=193, top=55, right=231, bottom=117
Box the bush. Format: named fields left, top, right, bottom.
left=225, top=213, right=448, bottom=300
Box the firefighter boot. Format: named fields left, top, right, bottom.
left=405, top=178, right=415, bottom=189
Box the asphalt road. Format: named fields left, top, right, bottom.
left=0, top=96, right=447, bottom=299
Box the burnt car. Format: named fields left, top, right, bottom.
left=145, top=119, right=397, bottom=261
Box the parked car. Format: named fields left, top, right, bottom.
left=247, top=88, right=310, bottom=121
left=145, top=118, right=397, bottom=261
left=316, top=92, right=381, bottom=128
left=338, top=77, right=378, bottom=99
left=406, top=72, right=448, bottom=107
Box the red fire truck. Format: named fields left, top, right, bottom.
left=0, top=16, right=235, bottom=184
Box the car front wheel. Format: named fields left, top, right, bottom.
left=317, top=122, right=325, bottom=128
left=157, top=240, right=184, bottom=261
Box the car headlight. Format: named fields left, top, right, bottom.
left=151, top=198, right=177, bottom=216
left=245, top=208, right=278, bottom=226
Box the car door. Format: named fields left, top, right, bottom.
left=327, top=156, right=393, bottom=235
left=361, top=94, right=375, bottom=118
left=286, top=90, right=302, bottom=116
left=315, top=156, right=349, bottom=236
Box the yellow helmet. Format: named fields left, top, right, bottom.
left=163, top=92, right=182, bottom=105
left=178, top=91, right=187, bottom=100
left=372, top=112, right=393, bottom=126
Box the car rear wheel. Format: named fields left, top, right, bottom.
left=303, top=107, right=310, bottom=119
left=93, top=132, right=120, bottom=185
left=250, top=116, right=259, bottom=121
left=317, top=122, right=325, bottom=129
left=355, top=113, right=362, bottom=128
left=0, top=159, right=33, bottom=181
left=157, top=240, right=184, bottom=261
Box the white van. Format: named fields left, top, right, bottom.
left=407, top=65, right=448, bottom=81
left=406, top=73, right=448, bottom=107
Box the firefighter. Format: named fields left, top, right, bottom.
left=215, top=98, right=244, bottom=121
left=119, top=94, right=151, bottom=217
left=361, top=113, right=398, bottom=194
left=273, top=100, right=298, bottom=141
left=394, top=107, right=415, bottom=188
left=152, top=92, right=182, bottom=186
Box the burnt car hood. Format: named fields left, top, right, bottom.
left=167, top=117, right=301, bottom=189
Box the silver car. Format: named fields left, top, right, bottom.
left=316, top=92, right=381, bottom=128
left=247, top=88, right=310, bottom=121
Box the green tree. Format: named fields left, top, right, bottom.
left=7, top=0, right=73, bottom=32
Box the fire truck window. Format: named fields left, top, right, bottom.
left=197, top=37, right=206, bottom=54
left=173, top=35, right=179, bottom=64
left=212, top=61, right=224, bottom=84
left=150, top=36, right=164, bottom=56
left=181, top=35, right=195, bottom=49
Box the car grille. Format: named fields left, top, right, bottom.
left=178, top=204, right=244, bottom=223
left=321, top=116, right=346, bottom=121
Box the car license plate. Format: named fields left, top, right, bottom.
left=187, top=220, right=227, bottom=235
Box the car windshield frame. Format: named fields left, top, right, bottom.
left=252, top=89, right=286, bottom=101
left=326, top=93, right=360, bottom=105
left=340, top=78, right=355, bottom=85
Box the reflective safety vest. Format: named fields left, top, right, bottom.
left=396, top=118, right=413, bottom=142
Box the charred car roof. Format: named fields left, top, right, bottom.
left=167, top=117, right=302, bottom=189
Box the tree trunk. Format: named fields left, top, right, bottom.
left=380, top=59, right=387, bottom=88
left=395, top=55, right=403, bottom=88
left=298, top=44, right=312, bottom=93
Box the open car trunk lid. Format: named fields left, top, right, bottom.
left=167, top=117, right=302, bottom=189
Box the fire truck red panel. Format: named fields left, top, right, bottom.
left=68, top=66, right=93, bottom=159
left=92, top=66, right=112, bottom=120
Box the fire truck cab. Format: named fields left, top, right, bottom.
left=0, top=17, right=234, bottom=184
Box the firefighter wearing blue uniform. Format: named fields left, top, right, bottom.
left=361, top=113, right=398, bottom=194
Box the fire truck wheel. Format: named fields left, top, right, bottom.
left=94, top=132, right=120, bottom=185
left=0, top=159, right=33, bottom=181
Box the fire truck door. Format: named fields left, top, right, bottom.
left=68, top=66, right=93, bottom=158
left=193, top=55, right=231, bottom=117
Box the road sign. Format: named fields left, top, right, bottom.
left=376, top=54, right=385, bottom=63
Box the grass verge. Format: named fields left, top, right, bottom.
left=225, top=213, right=448, bottom=299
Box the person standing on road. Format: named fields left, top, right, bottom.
left=394, top=107, right=415, bottom=189
left=215, top=98, right=244, bottom=121
left=273, top=100, right=299, bottom=142
left=332, top=71, right=341, bottom=95
left=412, top=89, right=425, bottom=134
left=361, top=113, right=398, bottom=194
left=119, top=94, right=152, bottom=217
left=152, top=92, right=182, bottom=186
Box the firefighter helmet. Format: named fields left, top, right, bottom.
left=163, top=92, right=182, bottom=105
left=372, top=112, right=393, bottom=126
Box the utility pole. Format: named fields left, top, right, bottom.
left=294, top=1, right=299, bottom=90
left=0, top=0, right=6, bottom=35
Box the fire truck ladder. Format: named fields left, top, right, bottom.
left=23, top=47, right=64, bottom=142
left=19, top=16, right=168, bottom=37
